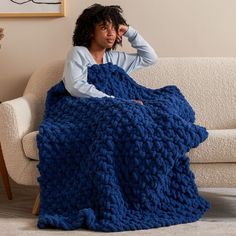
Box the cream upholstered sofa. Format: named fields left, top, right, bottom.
left=0, top=58, right=235, bottom=190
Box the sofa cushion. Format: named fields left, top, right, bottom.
left=22, top=129, right=236, bottom=163
left=22, top=131, right=39, bottom=161
left=188, top=129, right=236, bottom=163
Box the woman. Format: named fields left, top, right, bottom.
left=63, top=4, right=158, bottom=105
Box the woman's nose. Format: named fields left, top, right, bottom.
left=107, top=27, right=115, bottom=35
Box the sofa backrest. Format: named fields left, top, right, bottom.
left=131, top=57, right=236, bottom=129
left=24, top=60, right=64, bottom=126
left=24, top=58, right=236, bottom=130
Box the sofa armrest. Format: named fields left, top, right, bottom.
left=0, top=94, right=42, bottom=138
left=0, top=94, right=42, bottom=185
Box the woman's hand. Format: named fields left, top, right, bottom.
left=117, top=25, right=129, bottom=43
left=132, top=99, right=144, bottom=105
left=118, top=25, right=128, bottom=36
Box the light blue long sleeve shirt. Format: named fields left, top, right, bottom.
left=63, top=26, right=158, bottom=98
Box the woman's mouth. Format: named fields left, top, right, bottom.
left=107, top=39, right=114, bottom=43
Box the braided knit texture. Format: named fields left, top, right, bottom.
left=37, top=63, right=210, bottom=232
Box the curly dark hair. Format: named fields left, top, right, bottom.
left=72, top=4, right=128, bottom=50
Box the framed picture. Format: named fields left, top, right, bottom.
left=0, top=0, right=65, bottom=17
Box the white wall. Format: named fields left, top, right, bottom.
left=0, top=0, right=236, bottom=101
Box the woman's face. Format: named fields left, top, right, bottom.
left=90, top=21, right=117, bottom=50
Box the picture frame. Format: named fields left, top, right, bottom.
left=0, top=0, right=66, bottom=17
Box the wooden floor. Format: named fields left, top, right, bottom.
left=0, top=179, right=38, bottom=218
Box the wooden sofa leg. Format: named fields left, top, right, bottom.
left=0, top=144, right=12, bottom=200
left=32, top=192, right=40, bottom=215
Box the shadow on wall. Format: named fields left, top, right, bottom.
left=0, top=74, right=29, bottom=102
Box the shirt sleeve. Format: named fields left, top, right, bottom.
left=108, top=26, right=158, bottom=74
left=63, top=47, right=115, bottom=98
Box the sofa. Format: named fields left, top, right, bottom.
left=0, top=57, right=235, bottom=191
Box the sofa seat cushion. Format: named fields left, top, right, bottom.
left=188, top=129, right=236, bottom=163
left=22, top=129, right=236, bottom=163
left=22, top=131, right=39, bottom=161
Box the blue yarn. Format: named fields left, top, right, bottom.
left=37, top=63, right=210, bottom=232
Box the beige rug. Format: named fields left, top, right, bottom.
left=0, top=181, right=236, bottom=236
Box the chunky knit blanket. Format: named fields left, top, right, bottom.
left=37, top=63, right=210, bottom=232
